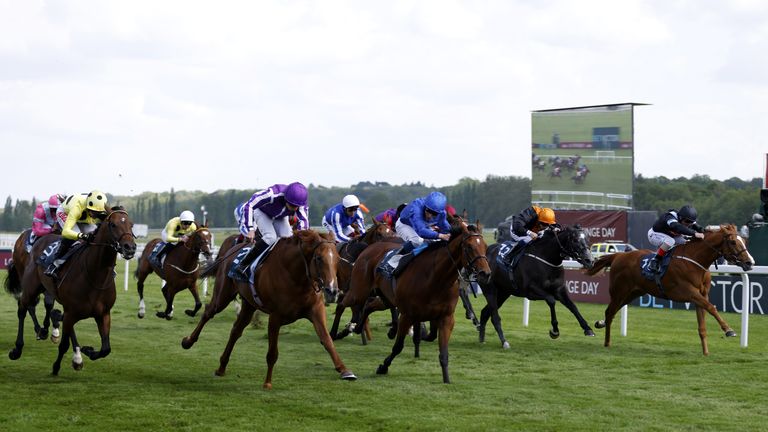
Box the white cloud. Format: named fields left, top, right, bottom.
left=0, top=0, right=766, bottom=201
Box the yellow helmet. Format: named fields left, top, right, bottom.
left=86, top=190, right=108, bottom=212
left=538, top=207, right=556, bottom=225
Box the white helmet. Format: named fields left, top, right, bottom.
left=342, top=194, right=360, bottom=209
left=179, top=210, right=195, bottom=222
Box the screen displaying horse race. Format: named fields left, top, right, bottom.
left=531, top=104, right=635, bottom=210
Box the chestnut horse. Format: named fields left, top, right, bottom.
left=5, top=229, right=61, bottom=342
left=584, top=224, right=754, bottom=355
left=345, top=219, right=491, bottom=383
left=6, top=207, right=136, bottom=374
left=134, top=225, right=213, bottom=319
left=180, top=230, right=356, bottom=389
left=478, top=225, right=595, bottom=348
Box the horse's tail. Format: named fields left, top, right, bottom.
left=4, top=260, right=22, bottom=299
left=584, top=253, right=617, bottom=276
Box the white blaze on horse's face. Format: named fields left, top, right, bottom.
left=324, top=248, right=338, bottom=290
left=120, top=217, right=126, bottom=223
left=736, top=235, right=755, bottom=264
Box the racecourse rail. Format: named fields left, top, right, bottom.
left=117, top=243, right=767, bottom=349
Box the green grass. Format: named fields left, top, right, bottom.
left=532, top=108, right=634, bottom=144
left=2, top=262, right=768, bottom=431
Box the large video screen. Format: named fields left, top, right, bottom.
left=531, top=104, right=635, bottom=210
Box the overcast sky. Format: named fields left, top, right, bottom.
left=2, top=0, right=767, bottom=200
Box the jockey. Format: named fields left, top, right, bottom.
left=152, top=210, right=197, bottom=266
left=378, top=191, right=451, bottom=277
left=500, top=205, right=557, bottom=266
left=30, top=194, right=64, bottom=243
left=646, top=205, right=705, bottom=274
left=322, top=194, right=366, bottom=243
left=374, top=208, right=398, bottom=229
left=233, top=182, right=309, bottom=278
left=44, top=190, right=109, bottom=277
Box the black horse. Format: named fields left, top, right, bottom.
left=477, top=225, right=595, bottom=348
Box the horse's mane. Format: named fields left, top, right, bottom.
left=675, top=223, right=736, bottom=255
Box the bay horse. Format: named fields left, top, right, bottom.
left=180, top=230, right=356, bottom=389
left=478, top=225, right=595, bottom=349
left=5, top=229, right=61, bottom=342
left=6, top=207, right=136, bottom=374
left=329, top=218, right=397, bottom=341
left=134, top=225, right=213, bottom=319
left=345, top=219, right=491, bottom=383
left=584, top=224, right=754, bottom=355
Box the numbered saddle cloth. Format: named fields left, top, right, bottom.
left=640, top=252, right=674, bottom=281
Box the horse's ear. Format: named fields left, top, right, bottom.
left=371, top=216, right=380, bottom=226
left=461, top=209, right=468, bottom=220
left=474, top=218, right=483, bottom=231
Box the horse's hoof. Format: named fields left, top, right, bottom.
left=81, top=346, right=96, bottom=360
left=184, top=309, right=196, bottom=317
left=585, top=329, right=596, bottom=337
left=263, top=383, right=273, bottom=390
left=725, top=330, right=737, bottom=337
left=341, top=370, right=358, bottom=380
left=156, top=311, right=166, bottom=319
left=479, top=331, right=486, bottom=343
left=549, top=330, right=560, bottom=339
left=214, top=369, right=225, bottom=377
left=72, top=360, right=84, bottom=371
left=376, top=364, right=388, bottom=375
left=50, top=334, right=60, bottom=344
left=137, top=312, right=144, bottom=319
left=502, top=341, right=511, bottom=350
left=595, top=320, right=606, bottom=329
left=8, top=348, right=21, bottom=360
left=181, top=337, right=194, bottom=350
left=37, top=328, right=49, bottom=340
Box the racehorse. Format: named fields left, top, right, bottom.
left=134, top=225, right=213, bottom=319
left=329, top=218, right=398, bottom=341
left=584, top=224, right=754, bottom=355
left=180, top=230, right=356, bottom=389
left=5, top=229, right=61, bottom=342
left=345, top=218, right=491, bottom=383
left=6, top=207, right=136, bottom=374
left=478, top=225, right=595, bottom=349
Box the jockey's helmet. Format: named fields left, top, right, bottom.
left=86, top=190, right=108, bottom=212
left=285, top=182, right=308, bottom=207
left=678, top=205, right=698, bottom=223
left=424, top=192, right=447, bottom=213
left=180, top=210, right=195, bottom=223
left=342, top=194, right=360, bottom=209
left=537, top=207, right=556, bottom=225
left=48, top=195, right=61, bottom=208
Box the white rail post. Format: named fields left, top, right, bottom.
left=522, top=298, right=530, bottom=326
left=740, top=273, right=750, bottom=348
left=620, top=305, right=627, bottom=336
left=124, top=258, right=130, bottom=292
left=203, top=277, right=208, bottom=297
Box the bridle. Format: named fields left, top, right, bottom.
left=700, top=230, right=751, bottom=268
left=90, top=210, right=135, bottom=255
left=445, top=230, right=488, bottom=277
left=298, top=237, right=337, bottom=293
left=181, top=228, right=213, bottom=259
left=553, top=228, right=590, bottom=264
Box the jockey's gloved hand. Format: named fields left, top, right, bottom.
left=79, top=232, right=94, bottom=242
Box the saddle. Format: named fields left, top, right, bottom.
left=377, top=242, right=429, bottom=280
left=227, top=242, right=277, bottom=284
left=496, top=241, right=527, bottom=273
left=639, top=252, right=674, bottom=281
left=36, top=240, right=86, bottom=269
left=148, top=242, right=167, bottom=270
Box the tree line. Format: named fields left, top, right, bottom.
left=1, top=175, right=763, bottom=232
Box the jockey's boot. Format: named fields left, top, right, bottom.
left=43, top=239, right=74, bottom=279
left=386, top=242, right=416, bottom=279
left=647, top=253, right=662, bottom=274
left=234, top=239, right=269, bottom=280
